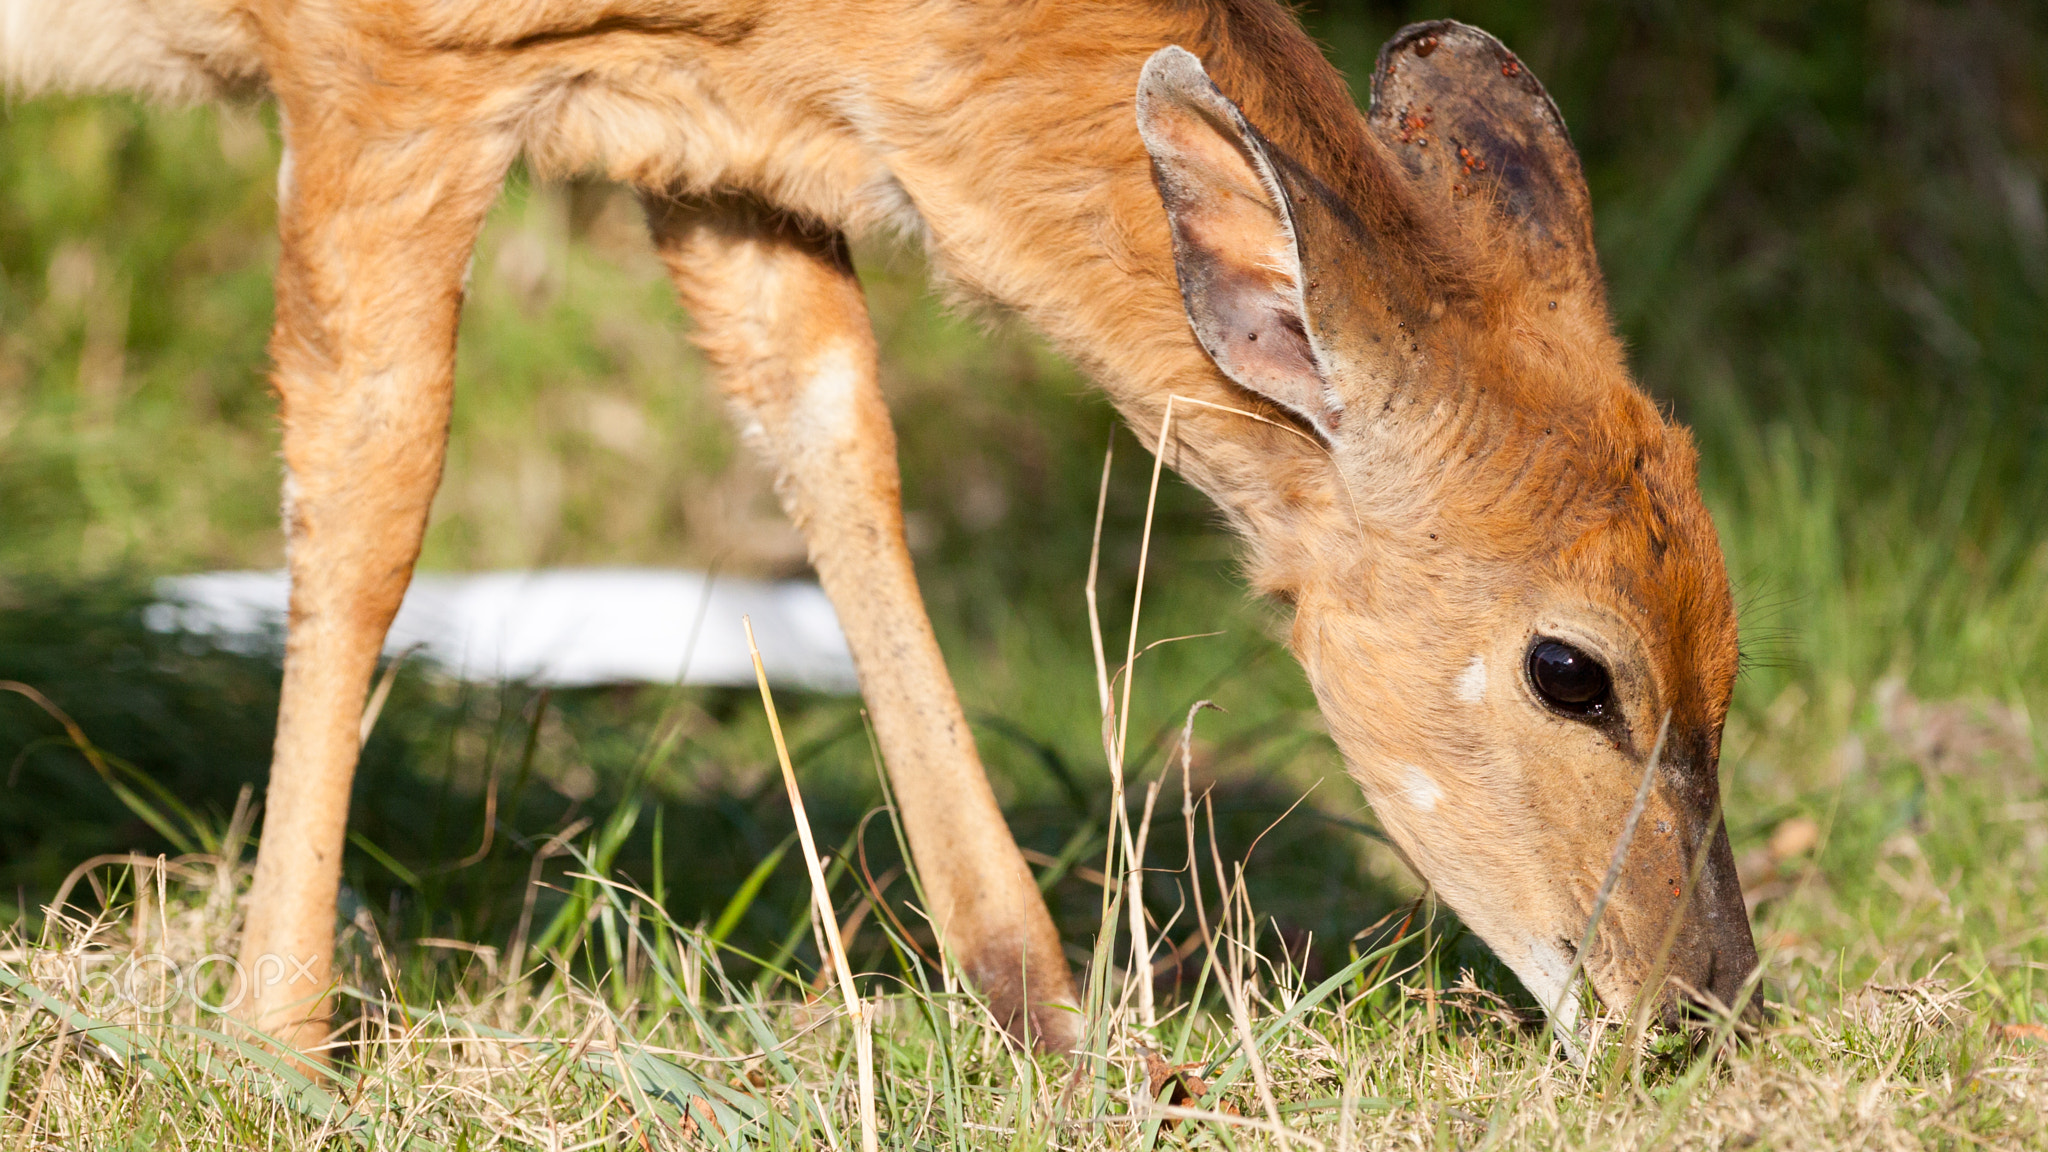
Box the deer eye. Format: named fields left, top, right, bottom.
left=1527, top=639, right=1611, bottom=716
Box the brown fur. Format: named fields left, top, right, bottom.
left=3, top=0, right=1757, bottom=1054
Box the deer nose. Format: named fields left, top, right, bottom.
left=1672, top=944, right=1763, bottom=1026
left=1677, top=823, right=1763, bottom=1027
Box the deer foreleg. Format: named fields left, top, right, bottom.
left=647, top=197, right=1081, bottom=1051
left=236, top=109, right=512, bottom=1054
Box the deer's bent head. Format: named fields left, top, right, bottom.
left=1136, top=23, right=1758, bottom=1040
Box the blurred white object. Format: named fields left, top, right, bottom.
left=146, top=569, right=858, bottom=693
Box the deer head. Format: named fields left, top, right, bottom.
left=1135, top=23, right=1759, bottom=1041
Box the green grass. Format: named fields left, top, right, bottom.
left=0, top=674, right=2041, bottom=1147
left=2, top=0, right=2046, bottom=1146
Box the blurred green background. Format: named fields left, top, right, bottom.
left=1, top=2, right=2043, bottom=996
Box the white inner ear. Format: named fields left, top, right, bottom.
left=1136, top=46, right=1344, bottom=440
left=1236, top=136, right=1345, bottom=433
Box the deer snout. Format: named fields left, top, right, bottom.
left=1640, top=816, right=1762, bottom=1032
left=1571, top=786, right=1761, bottom=1038
left=1677, top=820, right=1763, bottom=1026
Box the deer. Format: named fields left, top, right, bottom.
left=4, top=0, right=1761, bottom=1058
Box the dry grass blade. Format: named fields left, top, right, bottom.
left=357, top=643, right=424, bottom=749
left=1206, top=796, right=1285, bottom=1131
left=1095, top=400, right=1184, bottom=1050
left=1085, top=426, right=1115, bottom=722
left=1172, top=697, right=1289, bottom=1135
left=1130, top=777, right=1164, bottom=1029
left=745, top=615, right=877, bottom=1152
left=1116, top=397, right=1175, bottom=775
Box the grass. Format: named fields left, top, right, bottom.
left=0, top=665, right=2042, bottom=1147
left=2, top=0, right=2047, bottom=1146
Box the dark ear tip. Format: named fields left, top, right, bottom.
left=1374, top=19, right=1480, bottom=82
left=1382, top=18, right=1483, bottom=50
left=1372, top=20, right=1545, bottom=103
left=1369, top=20, right=1572, bottom=155
left=1377, top=19, right=1507, bottom=63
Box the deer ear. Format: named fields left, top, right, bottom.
left=1137, top=46, right=1342, bottom=440
left=1369, top=21, right=1604, bottom=305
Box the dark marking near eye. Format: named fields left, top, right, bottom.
left=1646, top=497, right=1673, bottom=561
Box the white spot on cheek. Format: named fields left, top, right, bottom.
left=1401, top=763, right=1442, bottom=813
left=1456, top=655, right=1488, bottom=703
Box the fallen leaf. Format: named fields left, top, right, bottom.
left=1141, top=1048, right=1238, bottom=1127
left=677, top=1095, right=726, bottom=1140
